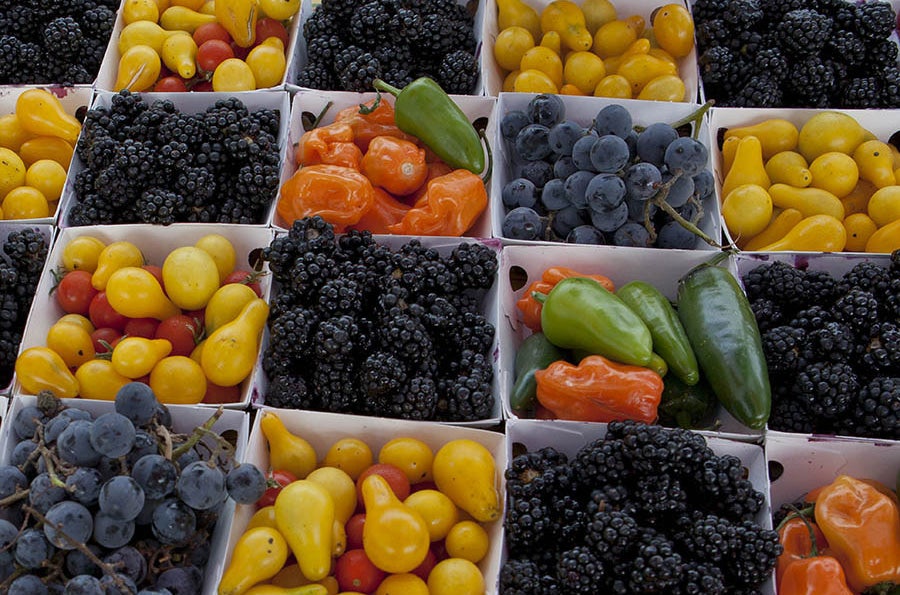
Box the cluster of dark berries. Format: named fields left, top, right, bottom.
left=0, top=0, right=117, bottom=85
left=743, top=252, right=900, bottom=438
left=261, top=217, right=497, bottom=421
left=500, top=421, right=781, bottom=594
left=297, top=0, right=478, bottom=93
left=499, top=95, right=714, bottom=249
left=68, top=92, right=281, bottom=226
left=0, top=227, right=49, bottom=390
left=0, top=385, right=266, bottom=594
left=693, top=0, right=900, bottom=108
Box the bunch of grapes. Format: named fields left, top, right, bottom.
left=0, top=385, right=266, bottom=594
left=499, top=95, right=717, bottom=249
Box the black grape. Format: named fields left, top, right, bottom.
left=43, top=501, right=93, bottom=549
left=226, top=464, right=267, bottom=505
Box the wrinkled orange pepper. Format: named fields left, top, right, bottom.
left=387, top=169, right=486, bottom=236
left=411, top=161, right=453, bottom=206
left=516, top=267, right=616, bottom=332
left=277, top=164, right=375, bottom=232
left=814, top=475, right=900, bottom=592
left=534, top=354, right=663, bottom=423
left=296, top=122, right=363, bottom=169
left=335, top=99, right=416, bottom=152
left=351, top=188, right=411, bottom=234
left=361, top=136, right=428, bottom=196
left=777, top=515, right=830, bottom=586
left=780, top=555, right=855, bottom=595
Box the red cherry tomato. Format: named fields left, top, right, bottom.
left=56, top=270, right=99, bottom=316
left=356, top=463, right=411, bottom=504
left=256, top=469, right=298, bottom=508
left=202, top=382, right=241, bottom=404
left=193, top=22, right=232, bottom=46
left=335, top=549, right=386, bottom=593
left=154, top=314, right=200, bottom=358
left=142, top=265, right=165, bottom=289
left=230, top=42, right=251, bottom=60
left=183, top=308, right=205, bottom=329
left=345, top=513, right=366, bottom=550
left=91, top=327, right=123, bottom=354
left=411, top=547, right=437, bottom=581
left=255, top=18, right=289, bottom=48
left=222, top=269, right=264, bottom=298
left=191, top=80, right=214, bottom=92
left=153, top=76, right=188, bottom=92
left=89, top=292, right=127, bottom=331
left=197, top=39, right=235, bottom=72
left=124, top=317, right=160, bottom=339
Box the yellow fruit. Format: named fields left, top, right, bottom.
left=842, top=179, right=877, bottom=216
left=853, top=139, right=897, bottom=188
left=759, top=215, right=847, bottom=252
left=866, top=218, right=900, bottom=252
left=592, top=19, right=636, bottom=58
left=519, top=46, right=563, bottom=88
left=594, top=74, right=631, bottom=98
left=149, top=356, right=206, bottom=404
left=306, top=467, right=357, bottom=524
left=25, top=159, right=66, bottom=202
left=769, top=183, right=845, bottom=220
left=212, top=58, right=256, bottom=91
left=616, top=53, right=677, bottom=95
left=375, top=574, right=429, bottom=595
left=379, top=437, right=434, bottom=484
left=62, top=236, right=106, bottom=274
left=560, top=83, right=585, bottom=95
left=563, top=51, right=605, bottom=94
left=493, top=26, right=535, bottom=72
left=513, top=69, right=558, bottom=93
left=867, top=185, right=900, bottom=227
left=122, top=0, right=160, bottom=24
left=246, top=41, right=287, bottom=88
left=581, top=0, right=617, bottom=34
left=323, top=437, right=373, bottom=480
left=539, top=31, right=561, bottom=54
left=652, top=3, right=694, bottom=58
left=637, top=74, right=685, bottom=102
left=540, top=0, right=592, bottom=52
left=162, top=246, right=221, bottom=310
left=843, top=213, right=878, bottom=252
left=809, top=152, right=859, bottom=198
left=444, top=521, right=490, bottom=564
left=432, top=439, right=500, bottom=523
left=1, top=186, right=49, bottom=219
left=502, top=70, right=520, bottom=92
left=797, top=111, right=867, bottom=162
left=725, top=119, right=800, bottom=160
left=765, top=151, right=811, bottom=188
left=404, top=490, right=459, bottom=541
left=722, top=184, right=773, bottom=240
left=427, top=558, right=485, bottom=595
left=497, top=0, right=542, bottom=41
left=194, top=233, right=236, bottom=283
left=0, top=147, right=26, bottom=199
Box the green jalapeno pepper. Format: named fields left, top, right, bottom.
left=658, top=374, right=717, bottom=430
left=534, top=277, right=653, bottom=367
left=510, top=332, right=565, bottom=412
left=617, top=281, right=699, bottom=386
left=677, top=257, right=771, bottom=430
left=372, top=77, right=486, bottom=175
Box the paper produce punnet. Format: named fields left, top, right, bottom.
left=216, top=407, right=507, bottom=592
left=256, top=232, right=503, bottom=426
left=0, top=85, right=93, bottom=226
left=0, top=394, right=250, bottom=595
left=499, top=244, right=764, bottom=440
left=482, top=0, right=699, bottom=100
left=711, top=106, right=900, bottom=253
left=272, top=89, right=497, bottom=239
left=504, top=418, right=775, bottom=594
left=492, top=92, right=721, bottom=249
left=13, top=223, right=275, bottom=409
left=57, top=89, right=291, bottom=229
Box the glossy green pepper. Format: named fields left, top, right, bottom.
left=371, top=77, right=486, bottom=174
left=534, top=277, right=653, bottom=367
left=677, top=258, right=771, bottom=430
left=617, top=281, right=699, bottom=386
left=510, top=332, right=565, bottom=412
left=658, top=374, right=717, bottom=429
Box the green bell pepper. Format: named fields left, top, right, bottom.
left=510, top=332, right=565, bottom=412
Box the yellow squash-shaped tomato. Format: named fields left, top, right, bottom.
left=432, top=439, right=500, bottom=523
left=245, top=585, right=327, bottom=595
left=46, top=320, right=95, bottom=368
left=106, top=267, right=180, bottom=321
left=75, top=360, right=131, bottom=401
left=259, top=411, right=317, bottom=479
left=15, top=347, right=79, bottom=398
left=219, top=526, right=289, bottom=595
left=362, top=474, right=430, bottom=574
left=215, top=0, right=261, bottom=47
left=195, top=233, right=237, bottom=283
left=204, top=283, right=258, bottom=335
left=92, top=241, right=144, bottom=291
left=275, top=480, right=335, bottom=582
left=111, top=337, right=173, bottom=379
left=163, top=246, right=220, bottom=310
left=15, top=89, right=81, bottom=145
left=201, top=298, right=268, bottom=386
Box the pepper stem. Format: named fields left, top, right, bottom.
left=479, top=128, right=493, bottom=184
left=531, top=291, right=547, bottom=304
left=372, top=79, right=402, bottom=97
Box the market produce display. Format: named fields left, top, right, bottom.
left=693, top=0, right=900, bottom=108
left=296, top=0, right=479, bottom=93
left=68, top=92, right=281, bottom=226
left=0, top=0, right=117, bottom=85
left=719, top=112, right=900, bottom=252
left=494, top=0, right=694, bottom=100
left=260, top=217, right=497, bottom=421
left=111, top=0, right=296, bottom=92
left=500, top=421, right=780, bottom=593
left=0, top=387, right=264, bottom=593
left=743, top=254, right=900, bottom=440
left=499, top=94, right=716, bottom=248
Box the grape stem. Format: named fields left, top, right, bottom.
left=647, top=171, right=723, bottom=248
left=0, top=489, right=29, bottom=508
left=170, top=407, right=225, bottom=460
left=668, top=100, right=714, bottom=140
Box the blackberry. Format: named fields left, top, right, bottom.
left=303, top=7, right=341, bottom=39
left=840, top=76, right=880, bottom=107
left=0, top=330, right=22, bottom=388
left=389, top=8, right=421, bottom=43
left=586, top=484, right=636, bottom=516
left=43, top=17, right=83, bottom=59
left=349, top=2, right=392, bottom=46
left=769, top=392, right=815, bottom=434
left=690, top=0, right=731, bottom=23
left=338, top=51, right=381, bottom=92
left=787, top=56, right=836, bottom=107
left=860, top=322, right=900, bottom=376
left=742, top=261, right=806, bottom=310
left=731, top=75, right=783, bottom=108
left=788, top=305, right=832, bottom=332
left=800, top=269, right=838, bottom=305
left=573, top=437, right=627, bottom=491
left=726, top=521, right=782, bottom=588
left=826, top=30, right=868, bottom=69
left=679, top=514, right=736, bottom=564
left=4, top=228, right=48, bottom=276
left=499, top=558, right=560, bottom=595
left=880, top=67, right=900, bottom=107
left=312, top=360, right=359, bottom=412
left=456, top=311, right=495, bottom=355
left=372, top=375, right=435, bottom=420
left=436, top=349, right=493, bottom=421
left=416, top=13, right=461, bottom=58
left=550, top=494, right=586, bottom=543
left=0, top=296, right=19, bottom=332
left=676, top=561, right=727, bottom=595
left=883, top=278, right=900, bottom=320
left=805, top=321, right=859, bottom=364
left=793, top=362, right=859, bottom=419
left=268, top=306, right=317, bottom=362
left=691, top=454, right=764, bottom=521
left=506, top=447, right=572, bottom=500
left=625, top=531, right=683, bottom=593
left=637, top=473, right=689, bottom=517
left=437, top=50, right=478, bottom=94
left=751, top=48, right=788, bottom=83
left=313, top=315, right=359, bottom=361
left=505, top=496, right=553, bottom=555
left=750, top=298, right=785, bottom=333
left=262, top=345, right=294, bottom=379
left=851, top=376, right=900, bottom=439
left=556, top=546, right=604, bottom=593
left=776, top=9, right=832, bottom=57
left=360, top=352, right=406, bottom=398
left=606, top=420, right=711, bottom=476
left=762, top=326, right=806, bottom=374
left=866, top=38, right=899, bottom=73
left=80, top=6, right=115, bottom=39
left=698, top=46, right=745, bottom=94
left=450, top=242, right=498, bottom=290
left=174, top=166, right=216, bottom=205
left=758, top=0, right=806, bottom=20
left=856, top=0, right=896, bottom=41
left=297, top=61, right=338, bottom=90
left=834, top=289, right=880, bottom=337
left=839, top=261, right=891, bottom=296
left=135, top=188, right=182, bottom=224
left=584, top=509, right=639, bottom=561
left=265, top=374, right=316, bottom=410
left=288, top=216, right=337, bottom=253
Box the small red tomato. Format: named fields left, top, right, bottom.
left=192, top=80, right=214, bottom=92
left=255, top=18, right=289, bottom=48
left=202, top=382, right=241, bottom=404
left=91, top=327, right=123, bottom=354
left=56, top=270, right=99, bottom=315
left=345, top=513, right=366, bottom=550
left=222, top=269, right=264, bottom=297
left=89, top=292, right=127, bottom=331
left=153, top=76, right=188, bottom=92
left=411, top=547, right=437, bottom=581
left=142, top=265, right=165, bottom=289
left=230, top=42, right=251, bottom=60
left=154, top=314, right=200, bottom=357
left=256, top=469, right=298, bottom=507
left=193, top=21, right=232, bottom=46
left=197, top=39, right=235, bottom=72
left=183, top=309, right=205, bottom=329
left=356, top=463, right=411, bottom=504
left=335, top=549, right=386, bottom=593
left=124, top=317, right=160, bottom=339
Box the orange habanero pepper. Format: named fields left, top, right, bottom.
left=534, top=354, right=663, bottom=423
left=780, top=555, right=854, bottom=595
left=296, top=122, right=363, bottom=169
left=387, top=169, right=487, bottom=236
left=277, top=164, right=375, bottom=232
left=335, top=99, right=417, bottom=152
left=361, top=136, right=428, bottom=196
left=777, top=514, right=830, bottom=585
left=515, top=267, right=616, bottom=332
left=351, top=187, right=411, bottom=234
left=411, top=161, right=454, bottom=206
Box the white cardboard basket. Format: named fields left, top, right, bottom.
left=272, top=89, right=497, bottom=238
left=492, top=92, right=721, bottom=249
left=0, top=394, right=250, bottom=595
left=13, top=223, right=275, bottom=409
left=499, top=245, right=763, bottom=440
left=58, top=89, right=291, bottom=229
left=216, top=407, right=507, bottom=592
